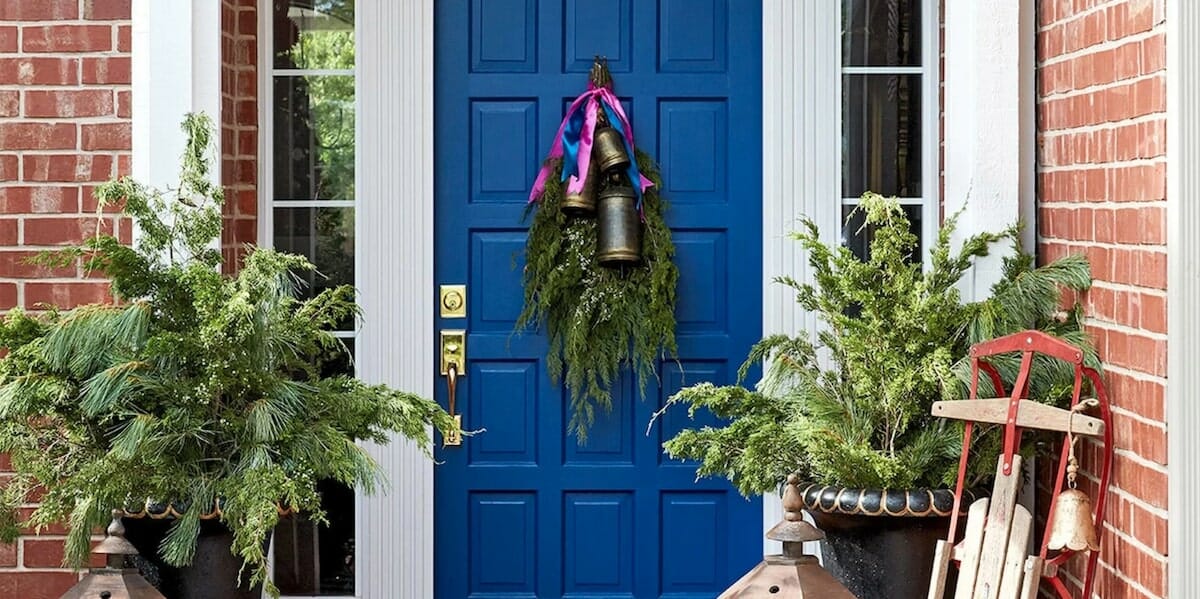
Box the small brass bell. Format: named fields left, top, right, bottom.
left=562, top=161, right=598, bottom=216
left=596, top=183, right=642, bottom=266
left=1048, top=488, right=1100, bottom=552
left=1047, top=400, right=1101, bottom=552
left=593, top=125, right=630, bottom=174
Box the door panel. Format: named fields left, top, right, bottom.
left=434, top=2, right=762, bottom=597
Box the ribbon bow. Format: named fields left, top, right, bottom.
left=528, top=83, right=654, bottom=207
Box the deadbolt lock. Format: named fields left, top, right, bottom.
left=440, top=285, right=467, bottom=318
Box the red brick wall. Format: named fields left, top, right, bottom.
left=1037, top=0, right=1167, bottom=597
left=221, top=0, right=259, bottom=271
left=0, top=2, right=132, bottom=594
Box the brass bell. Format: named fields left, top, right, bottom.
left=592, top=125, right=630, bottom=174
left=1047, top=488, right=1101, bottom=552
left=1047, top=399, right=1101, bottom=553
left=562, top=161, right=598, bottom=216
left=596, top=183, right=642, bottom=266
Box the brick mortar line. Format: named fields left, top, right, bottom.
left=1037, top=112, right=1166, bottom=136
left=1039, top=236, right=1166, bottom=250
left=1038, top=26, right=1162, bottom=66
left=1039, top=158, right=1164, bottom=172
left=0, top=20, right=131, bottom=26
left=1092, top=556, right=1163, bottom=599
left=1109, top=403, right=1167, bottom=429
left=1038, top=199, right=1166, bottom=209
left=1084, top=319, right=1167, bottom=342
left=1075, top=468, right=1169, bottom=519
left=1037, top=236, right=1167, bottom=253
left=1112, top=444, right=1168, bottom=472
left=1100, top=523, right=1169, bottom=562
left=1036, top=0, right=1126, bottom=33
left=1037, top=69, right=1162, bottom=97
left=1108, top=405, right=1166, bottom=434
left=1087, top=279, right=1168, bottom=297
left=1099, top=362, right=1167, bottom=385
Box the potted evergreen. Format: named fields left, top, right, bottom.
left=0, top=114, right=457, bottom=598
left=657, top=193, right=1095, bottom=599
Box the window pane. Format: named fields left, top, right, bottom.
left=842, top=0, right=921, bottom=67
left=273, top=207, right=355, bottom=309
left=842, top=74, right=922, bottom=198
left=274, top=75, right=356, bottom=201
left=841, top=203, right=923, bottom=262
left=273, top=479, right=357, bottom=595
left=274, top=0, right=355, bottom=70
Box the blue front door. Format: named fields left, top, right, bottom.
left=433, top=2, right=763, bottom=597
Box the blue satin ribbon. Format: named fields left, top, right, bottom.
left=559, top=98, right=646, bottom=209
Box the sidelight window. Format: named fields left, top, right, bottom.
left=840, top=0, right=939, bottom=263
left=262, top=0, right=357, bottom=596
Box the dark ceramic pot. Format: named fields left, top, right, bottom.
left=120, top=502, right=273, bottom=599
left=801, top=485, right=969, bottom=599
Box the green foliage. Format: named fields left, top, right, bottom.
left=0, top=113, right=455, bottom=597
left=658, top=193, right=1094, bottom=495
left=517, top=152, right=678, bottom=439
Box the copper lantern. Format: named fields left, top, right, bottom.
left=60, top=510, right=165, bottom=599
left=719, top=475, right=856, bottom=598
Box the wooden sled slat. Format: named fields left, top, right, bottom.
left=953, top=498, right=991, bottom=599
left=1019, top=556, right=1046, bottom=599
left=996, top=505, right=1033, bottom=599
left=932, top=399, right=1105, bottom=437
left=973, top=454, right=1024, bottom=598
left=927, top=540, right=953, bottom=599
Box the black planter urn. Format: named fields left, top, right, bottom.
left=801, top=485, right=966, bottom=599
left=120, top=506, right=269, bottom=599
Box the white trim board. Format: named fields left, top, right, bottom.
left=1167, top=0, right=1198, bottom=595
left=131, top=0, right=222, bottom=210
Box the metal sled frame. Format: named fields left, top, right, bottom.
left=927, top=331, right=1114, bottom=599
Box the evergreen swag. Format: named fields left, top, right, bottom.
left=658, top=193, right=1096, bottom=495
left=518, top=152, right=678, bottom=439
left=0, top=114, right=455, bottom=596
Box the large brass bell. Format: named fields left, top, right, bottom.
left=593, top=125, right=630, bottom=173
left=1047, top=399, right=1101, bottom=552
left=562, top=161, right=598, bottom=216
left=596, top=182, right=642, bottom=266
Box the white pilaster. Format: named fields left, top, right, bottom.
left=1167, top=0, right=1199, bottom=595
left=131, top=0, right=222, bottom=192
left=761, top=0, right=841, bottom=554
left=355, top=0, right=435, bottom=597
left=943, top=1, right=1036, bottom=298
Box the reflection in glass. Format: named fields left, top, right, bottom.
left=273, top=207, right=355, bottom=307
left=273, top=479, right=357, bottom=596
left=274, top=0, right=355, bottom=70
left=842, top=0, right=921, bottom=67
left=842, top=74, right=921, bottom=198
left=274, top=75, right=356, bottom=201
left=840, top=203, right=923, bottom=263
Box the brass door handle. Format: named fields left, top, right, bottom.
left=444, top=361, right=462, bottom=446
left=441, top=330, right=465, bottom=447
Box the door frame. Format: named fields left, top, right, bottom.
left=355, top=1, right=837, bottom=596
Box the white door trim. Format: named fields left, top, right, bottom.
left=355, top=0, right=436, bottom=597
left=1166, top=0, right=1198, bottom=595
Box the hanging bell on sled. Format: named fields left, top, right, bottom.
left=593, top=124, right=630, bottom=174
left=562, top=161, right=598, bottom=216
left=596, top=182, right=642, bottom=266
left=1047, top=400, right=1102, bottom=552
left=1047, top=488, right=1101, bottom=552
